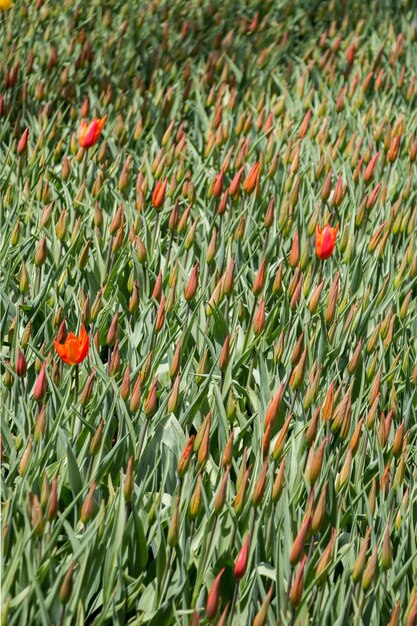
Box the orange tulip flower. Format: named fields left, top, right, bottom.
left=152, top=178, right=168, bottom=209
left=78, top=116, right=107, bottom=149
left=54, top=325, right=89, bottom=365
left=315, top=223, right=339, bottom=260
left=243, top=161, right=260, bottom=194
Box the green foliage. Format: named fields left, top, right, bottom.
left=1, top=1, right=417, bottom=625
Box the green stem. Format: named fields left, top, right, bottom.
left=58, top=605, right=66, bottom=626
left=228, top=584, right=239, bottom=625
left=242, top=299, right=257, bottom=355
left=284, top=567, right=294, bottom=616
left=73, top=364, right=79, bottom=405
left=191, top=515, right=218, bottom=608
left=157, top=547, right=174, bottom=607
left=137, top=418, right=148, bottom=459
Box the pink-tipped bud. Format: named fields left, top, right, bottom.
left=289, top=556, right=307, bottom=608
left=184, top=262, right=199, bottom=301
left=206, top=568, right=225, bottom=619
left=234, top=534, right=250, bottom=579
left=33, top=362, right=47, bottom=401
left=16, top=348, right=27, bottom=377
left=17, top=127, right=30, bottom=155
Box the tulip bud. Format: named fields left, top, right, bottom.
left=387, top=600, right=401, bottom=626
left=189, top=473, right=203, bottom=519
left=289, top=275, right=303, bottom=311
left=197, top=416, right=210, bottom=467
left=34, top=404, right=47, bottom=442
left=109, top=342, right=121, bottom=377
left=135, top=237, right=148, bottom=264
left=167, top=495, right=180, bottom=547
left=352, top=529, right=371, bottom=582
left=362, top=545, right=378, bottom=591
left=177, top=435, right=194, bottom=478
left=184, top=262, right=199, bottom=301
left=252, top=585, right=273, bottom=626
left=34, top=236, right=47, bottom=266
left=205, top=228, right=217, bottom=264
left=193, top=413, right=210, bottom=455
left=273, top=332, right=285, bottom=365
left=289, top=556, right=307, bottom=608
left=229, top=168, right=245, bottom=200
left=363, top=152, right=380, bottom=183
left=309, top=281, right=324, bottom=314
left=272, top=413, right=292, bottom=462
left=33, top=363, right=47, bottom=401
left=80, top=481, right=96, bottom=524
left=264, top=197, right=274, bottom=228
left=59, top=560, right=75, bottom=604
left=90, top=420, right=104, bottom=456
left=18, top=438, right=32, bottom=476
left=290, top=348, right=307, bottom=389
left=143, top=376, right=158, bottom=417
left=253, top=297, right=265, bottom=336
left=234, top=534, right=250, bottom=579
left=393, top=422, right=405, bottom=458
left=289, top=231, right=299, bottom=268
left=154, top=294, right=166, bottom=334
left=19, top=261, right=30, bottom=294
left=120, top=456, right=134, bottom=504
left=272, top=263, right=283, bottom=296
left=253, top=258, right=267, bottom=296
left=348, top=339, right=362, bottom=375
left=17, top=127, right=30, bottom=155
left=79, top=369, right=95, bottom=407
left=381, top=524, right=392, bottom=570
left=336, top=449, right=352, bottom=493
left=206, top=567, right=225, bottom=620
left=271, top=457, right=286, bottom=502
left=306, top=437, right=327, bottom=486
left=243, top=162, right=260, bottom=194
left=310, top=482, right=327, bottom=532
left=106, top=311, right=119, bottom=346
left=252, top=459, right=269, bottom=507
left=315, top=528, right=337, bottom=586
left=290, top=332, right=305, bottom=367
left=31, top=494, right=44, bottom=537
left=325, top=277, right=339, bottom=326
left=15, top=348, right=27, bottom=377
left=167, top=374, right=180, bottom=413
left=290, top=517, right=311, bottom=566
left=169, top=340, right=182, bottom=380
left=212, top=170, right=224, bottom=198
left=318, top=159, right=332, bottom=195
left=219, top=334, right=230, bottom=371
left=126, top=368, right=142, bottom=413
left=264, top=383, right=284, bottom=428
left=152, top=178, right=168, bottom=209
left=364, top=475, right=376, bottom=515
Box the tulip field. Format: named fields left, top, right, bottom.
left=2, top=0, right=417, bottom=625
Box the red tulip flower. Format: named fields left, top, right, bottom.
left=78, top=116, right=107, bottom=149
left=315, top=223, right=339, bottom=260
left=54, top=325, right=89, bottom=365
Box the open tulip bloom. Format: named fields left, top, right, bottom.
left=315, top=223, right=339, bottom=260
left=78, top=116, right=107, bottom=149
left=54, top=324, right=89, bottom=365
